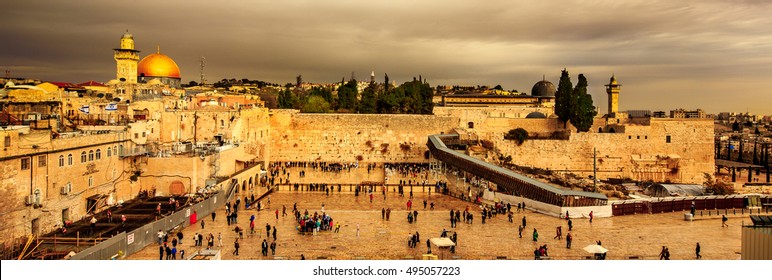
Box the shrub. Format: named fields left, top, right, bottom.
left=504, top=128, right=529, bottom=145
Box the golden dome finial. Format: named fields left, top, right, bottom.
left=156, top=45, right=160, bottom=54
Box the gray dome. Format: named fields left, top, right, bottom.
left=525, top=111, right=547, bottom=119
left=531, top=80, right=556, bottom=97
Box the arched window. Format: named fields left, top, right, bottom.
left=81, top=152, right=87, bottom=163
left=67, top=154, right=73, bottom=165
left=88, top=150, right=94, bottom=161
left=598, top=127, right=603, bottom=133
left=107, top=147, right=112, bottom=157
left=96, top=149, right=101, bottom=160
left=59, top=155, right=65, bottom=167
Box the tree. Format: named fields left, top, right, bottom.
left=337, top=79, right=358, bottom=111
left=187, top=81, right=198, bottom=87
left=301, top=96, right=330, bottom=113
left=277, top=89, right=295, bottom=109
left=555, top=69, right=574, bottom=128
left=384, top=73, right=390, bottom=92
left=358, top=83, right=377, bottom=113
left=308, top=87, right=333, bottom=103
left=376, top=88, right=400, bottom=113
left=755, top=127, right=760, bottom=135
left=732, top=121, right=740, bottom=132
left=493, top=85, right=503, bottom=90
left=569, top=74, right=598, bottom=132
left=504, top=128, right=529, bottom=145
left=703, top=173, right=734, bottom=195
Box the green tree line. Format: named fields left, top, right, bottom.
left=277, top=76, right=434, bottom=114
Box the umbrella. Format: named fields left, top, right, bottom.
left=583, top=245, right=608, bottom=254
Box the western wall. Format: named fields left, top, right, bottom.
left=267, top=107, right=714, bottom=184
left=267, top=110, right=457, bottom=163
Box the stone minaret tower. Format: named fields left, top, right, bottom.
left=605, top=75, right=621, bottom=117
left=113, top=31, right=140, bottom=83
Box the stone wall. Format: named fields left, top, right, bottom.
left=493, top=119, right=714, bottom=184
left=268, top=110, right=457, bottom=163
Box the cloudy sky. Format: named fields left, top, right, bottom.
left=2, top=0, right=771, bottom=114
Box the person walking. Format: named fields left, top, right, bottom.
left=426, top=238, right=432, bottom=254
left=566, top=232, right=573, bottom=249
left=233, top=239, right=240, bottom=256
left=518, top=225, right=523, bottom=238
left=201, top=219, right=205, bottom=229
left=218, top=232, right=223, bottom=247
left=270, top=240, right=277, bottom=256
left=695, top=242, right=702, bottom=259
left=659, top=246, right=667, bottom=260
left=522, top=216, right=527, bottom=229
left=554, top=226, right=562, bottom=240
left=568, top=218, right=573, bottom=231
left=722, top=215, right=728, bottom=227
left=261, top=239, right=269, bottom=256
left=272, top=226, right=277, bottom=240
left=211, top=211, right=216, bottom=222
left=532, top=228, right=539, bottom=242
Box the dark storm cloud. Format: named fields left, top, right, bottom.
left=2, top=0, right=771, bottom=114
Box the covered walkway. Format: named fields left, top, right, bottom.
left=427, top=134, right=607, bottom=207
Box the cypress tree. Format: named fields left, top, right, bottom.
left=555, top=69, right=573, bottom=128
left=570, top=74, right=598, bottom=132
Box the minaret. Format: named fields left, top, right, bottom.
left=113, top=30, right=140, bottom=83
left=370, top=71, right=375, bottom=84
left=605, top=75, right=621, bottom=117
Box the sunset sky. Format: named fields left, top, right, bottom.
left=2, top=0, right=771, bottom=114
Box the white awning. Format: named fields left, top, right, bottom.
left=430, top=238, right=455, bottom=247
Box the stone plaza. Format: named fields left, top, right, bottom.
left=127, top=167, right=745, bottom=260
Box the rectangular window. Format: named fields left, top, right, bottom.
left=142, top=132, right=146, bottom=137
left=21, top=158, right=31, bottom=170
left=4, top=136, right=10, bottom=147
left=38, top=155, right=47, bottom=167
left=134, top=133, right=138, bottom=139
left=88, top=176, right=93, bottom=187
left=666, top=135, right=671, bottom=143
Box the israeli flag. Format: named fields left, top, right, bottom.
left=729, top=144, right=735, bottom=150
left=79, top=105, right=89, bottom=114
left=105, top=103, right=118, bottom=111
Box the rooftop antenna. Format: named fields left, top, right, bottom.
left=199, top=56, right=206, bottom=86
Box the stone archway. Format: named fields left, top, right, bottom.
left=169, top=181, right=185, bottom=195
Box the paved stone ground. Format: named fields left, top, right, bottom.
left=127, top=194, right=746, bottom=260
left=127, top=167, right=746, bottom=260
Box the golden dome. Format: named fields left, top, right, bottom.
left=137, top=49, right=180, bottom=79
